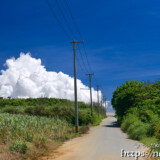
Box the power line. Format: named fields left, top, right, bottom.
left=65, top=0, right=83, bottom=39
left=76, top=53, right=86, bottom=75
left=77, top=44, right=89, bottom=73
left=55, top=0, right=77, bottom=39
left=65, top=0, right=104, bottom=97
left=82, top=43, right=93, bottom=72
left=46, top=0, right=102, bottom=91
left=45, top=0, right=71, bottom=40
left=46, top=0, right=88, bottom=75
left=55, top=0, right=90, bottom=74
left=65, top=0, right=96, bottom=77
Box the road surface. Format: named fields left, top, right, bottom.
left=42, top=114, right=145, bottom=160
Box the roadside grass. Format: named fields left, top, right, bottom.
left=0, top=99, right=106, bottom=126
left=121, top=113, right=160, bottom=158
left=0, top=113, right=74, bottom=159
left=0, top=98, right=106, bottom=159
left=140, top=136, right=157, bottom=147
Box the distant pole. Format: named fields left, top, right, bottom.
left=70, top=40, right=84, bottom=133
left=103, top=96, right=105, bottom=116
left=100, top=92, right=102, bottom=118
left=96, top=85, right=100, bottom=116
left=86, top=73, right=94, bottom=117
left=105, top=98, right=107, bottom=116
left=101, top=92, right=104, bottom=118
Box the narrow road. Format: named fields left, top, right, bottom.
left=42, top=115, right=145, bottom=160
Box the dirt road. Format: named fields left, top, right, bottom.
left=42, top=115, right=145, bottom=160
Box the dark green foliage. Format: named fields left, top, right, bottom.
left=147, top=115, right=159, bottom=136
left=1, top=106, right=24, bottom=114
left=79, top=109, right=92, bottom=125
left=0, top=98, right=73, bottom=108
left=9, top=140, right=28, bottom=154
left=0, top=98, right=104, bottom=158
left=155, top=121, right=160, bottom=140
left=127, top=120, right=149, bottom=140
left=112, top=80, right=160, bottom=141
left=0, top=98, right=104, bottom=126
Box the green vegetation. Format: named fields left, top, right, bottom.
left=112, top=80, right=160, bottom=148
left=0, top=98, right=106, bottom=125
left=0, top=98, right=106, bottom=159
left=0, top=113, right=72, bottom=158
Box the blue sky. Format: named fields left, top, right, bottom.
left=1, top=0, right=160, bottom=106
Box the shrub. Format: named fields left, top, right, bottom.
left=121, top=114, right=138, bottom=132
left=9, top=140, right=28, bottom=154
left=127, top=120, right=149, bottom=140
left=155, top=120, right=160, bottom=140
left=24, top=106, right=35, bottom=115
left=0, top=98, right=102, bottom=126
left=33, top=135, right=48, bottom=149
left=121, top=113, right=150, bottom=140
left=93, top=113, right=102, bottom=126
left=147, top=115, right=159, bottom=136
left=1, top=106, right=24, bottom=114
left=78, top=102, right=89, bottom=108
left=79, top=109, right=92, bottom=125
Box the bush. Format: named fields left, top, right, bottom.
left=121, top=113, right=150, bottom=140
left=9, top=140, right=28, bottom=154
left=147, top=115, right=159, bottom=136
left=24, top=106, right=35, bottom=115
left=121, top=114, right=138, bottom=132
left=112, top=80, right=160, bottom=144
left=93, top=113, right=102, bottom=126
left=127, top=120, right=149, bottom=140
left=79, top=109, right=92, bottom=125
left=155, top=120, right=160, bottom=140
left=0, top=98, right=102, bottom=126
left=1, top=106, right=24, bottom=114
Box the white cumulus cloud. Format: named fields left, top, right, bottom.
left=0, top=53, right=104, bottom=104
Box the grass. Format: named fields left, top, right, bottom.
left=0, top=113, right=72, bottom=143
left=140, top=136, right=158, bottom=147
left=121, top=113, right=160, bottom=159
left=0, top=104, right=105, bottom=126
left=0, top=98, right=106, bottom=159
left=0, top=113, right=74, bottom=159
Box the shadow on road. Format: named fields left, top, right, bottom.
left=102, top=121, right=119, bottom=128
left=107, top=115, right=114, bottom=117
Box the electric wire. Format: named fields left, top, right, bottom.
left=55, top=0, right=77, bottom=39
left=46, top=0, right=71, bottom=40
left=46, top=0, right=103, bottom=93
left=55, top=0, right=89, bottom=74
left=76, top=53, right=87, bottom=75
left=46, top=0, right=88, bottom=75
left=65, top=0, right=96, bottom=75
left=65, top=0, right=83, bottom=39
left=77, top=44, right=89, bottom=73
left=82, top=43, right=93, bottom=72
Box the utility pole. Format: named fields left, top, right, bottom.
left=101, top=92, right=104, bottom=118
left=105, top=98, right=107, bottom=116
left=96, top=85, right=100, bottom=116
left=86, top=73, right=94, bottom=117
left=103, top=96, right=105, bottom=115
left=70, top=40, right=84, bottom=133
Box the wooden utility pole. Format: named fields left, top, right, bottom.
left=86, top=73, right=94, bottom=117
left=70, top=40, right=84, bottom=133
left=101, top=92, right=104, bottom=118
left=96, top=85, right=100, bottom=116
left=105, top=98, right=107, bottom=116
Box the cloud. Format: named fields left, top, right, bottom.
left=0, top=53, right=106, bottom=105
